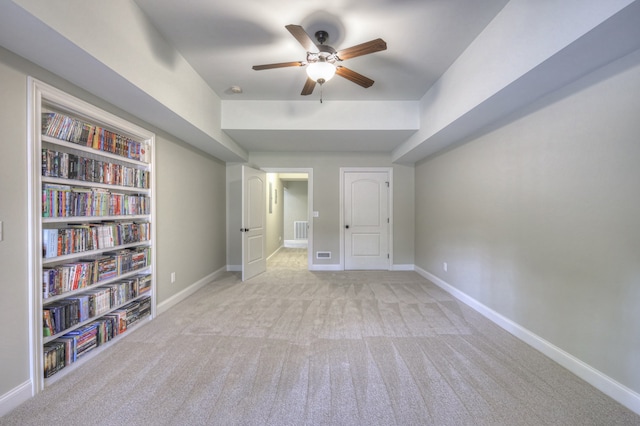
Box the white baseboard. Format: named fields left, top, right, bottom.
left=308, top=264, right=414, bottom=272
left=157, top=266, right=227, bottom=315
left=309, top=264, right=342, bottom=271
left=0, top=380, right=32, bottom=417
left=391, top=264, right=414, bottom=271
left=267, top=245, right=284, bottom=261
left=227, top=265, right=241, bottom=272
left=284, top=240, right=308, bottom=248
left=414, top=266, right=640, bottom=416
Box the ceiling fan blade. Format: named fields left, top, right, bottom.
left=335, top=66, right=375, bottom=88
left=252, top=61, right=304, bottom=71
left=336, top=38, right=387, bottom=61
left=285, top=24, right=319, bottom=53
left=301, top=77, right=316, bottom=95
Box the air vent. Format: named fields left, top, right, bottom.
left=316, top=251, right=331, bottom=259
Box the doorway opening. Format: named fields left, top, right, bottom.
left=263, top=168, right=313, bottom=271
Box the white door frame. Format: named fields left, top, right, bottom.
left=340, top=167, right=393, bottom=270
left=262, top=167, right=314, bottom=270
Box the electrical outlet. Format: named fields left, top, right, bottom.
left=443, top=262, right=448, bottom=272
left=170, top=272, right=176, bottom=283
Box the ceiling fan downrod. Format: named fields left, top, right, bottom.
left=314, top=30, right=329, bottom=45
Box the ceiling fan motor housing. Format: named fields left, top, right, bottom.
left=315, top=30, right=329, bottom=44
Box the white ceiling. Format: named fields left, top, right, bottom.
left=2, top=1, right=638, bottom=162
left=133, top=0, right=509, bottom=102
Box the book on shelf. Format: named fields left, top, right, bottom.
left=42, top=228, right=59, bottom=259
left=91, top=316, right=117, bottom=345
left=42, top=222, right=151, bottom=260
left=63, top=323, right=99, bottom=360
left=84, top=287, right=112, bottom=317
left=137, top=274, right=152, bottom=294
left=42, top=112, right=151, bottom=163
left=105, top=310, right=127, bottom=334
left=43, top=310, right=54, bottom=337
left=66, top=295, right=91, bottom=322
left=43, top=341, right=65, bottom=378
left=43, top=299, right=80, bottom=336
left=42, top=147, right=151, bottom=189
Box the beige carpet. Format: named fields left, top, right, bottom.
left=3, top=248, right=639, bottom=425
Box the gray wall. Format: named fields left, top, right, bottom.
left=0, top=46, right=227, bottom=400
left=0, top=47, right=31, bottom=400
left=155, top=134, right=227, bottom=303
left=284, top=181, right=308, bottom=241
left=414, top=49, right=640, bottom=393
left=266, top=173, right=284, bottom=256
left=250, top=152, right=415, bottom=267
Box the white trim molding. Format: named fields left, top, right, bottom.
left=309, top=264, right=342, bottom=271
left=415, top=266, right=640, bottom=416
left=283, top=240, right=308, bottom=249
left=391, top=264, right=415, bottom=271
left=0, top=380, right=32, bottom=417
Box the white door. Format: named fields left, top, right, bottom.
left=344, top=171, right=390, bottom=270
left=242, top=166, right=266, bottom=281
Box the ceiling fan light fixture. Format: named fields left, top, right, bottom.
left=306, top=60, right=336, bottom=84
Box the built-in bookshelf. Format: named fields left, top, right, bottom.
left=28, top=78, right=156, bottom=390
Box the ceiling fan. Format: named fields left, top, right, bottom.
left=252, top=24, right=387, bottom=96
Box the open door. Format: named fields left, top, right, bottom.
left=242, top=165, right=267, bottom=281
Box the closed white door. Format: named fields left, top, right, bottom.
left=242, top=166, right=266, bottom=281
left=344, top=171, right=390, bottom=270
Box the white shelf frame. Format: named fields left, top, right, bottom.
left=27, top=78, right=157, bottom=394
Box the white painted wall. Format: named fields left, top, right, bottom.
left=415, top=48, right=640, bottom=406
left=266, top=173, right=285, bottom=256
left=284, top=181, right=308, bottom=241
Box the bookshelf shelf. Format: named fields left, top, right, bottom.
left=29, top=78, right=156, bottom=390
left=42, top=316, right=151, bottom=387
left=41, top=241, right=151, bottom=265
left=42, top=176, right=151, bottom=195
left=43, top=292, right=151, bottom=344
left=43, top=266, right=152, bottom=303
left=43, top=215, right=149, bottom=224
left=41, top=135, right=150, bottom=167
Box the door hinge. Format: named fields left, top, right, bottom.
left=385, top=181, right=389, bottom=187
left=387, top=253, right=390, bottom=259
left=387, top=218, right=389, bottom=223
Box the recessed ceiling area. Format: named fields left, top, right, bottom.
left=1, top=2, right=638, bottom=163
left=133, top=0, right=509, bottom=101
